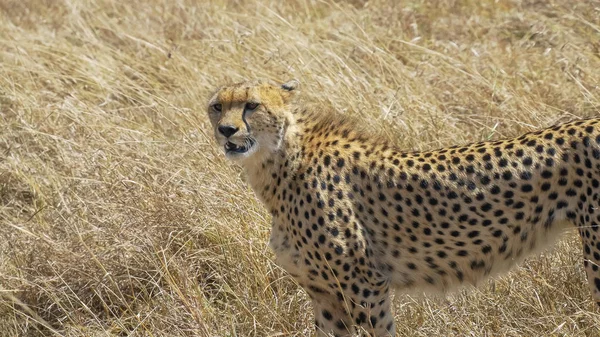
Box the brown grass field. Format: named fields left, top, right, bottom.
left=1, top=0, right=600, bottom=336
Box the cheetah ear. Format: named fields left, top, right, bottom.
left=281, top=79, right=299, bottom=91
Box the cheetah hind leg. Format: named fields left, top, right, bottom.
left=578, top=219, right=600, bottom=307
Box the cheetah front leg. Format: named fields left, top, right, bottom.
left=310, top=284, right=395, bottom=337
left=312, top=295, right=354, bottom=337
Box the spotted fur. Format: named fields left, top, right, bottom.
left=207, top=80, right=600, bottom=336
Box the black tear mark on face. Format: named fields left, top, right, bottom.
left=242, top=107, right=251, bottom=133
left=242, top=87, right=252, bottom=133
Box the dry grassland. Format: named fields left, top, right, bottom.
left=1, top=0, right=600, bottom=336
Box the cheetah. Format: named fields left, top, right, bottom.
left=206, top=79, right=600, bottom=336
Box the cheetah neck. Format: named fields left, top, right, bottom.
left=243, top=114, right=303, bottom=214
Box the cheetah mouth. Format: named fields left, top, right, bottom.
left=224, top=139, right=255, bottom=155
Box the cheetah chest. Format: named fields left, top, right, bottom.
left=268, top=222, right=305, bottom=279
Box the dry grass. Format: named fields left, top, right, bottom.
left=1, top=0, right=599, bottom=336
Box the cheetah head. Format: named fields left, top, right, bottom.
left=207, top=79, right=298, bottom=162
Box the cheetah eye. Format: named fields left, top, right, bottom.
left=212, top=103, right=222, bottom=112
left=245, top=102, right=259, bottom=111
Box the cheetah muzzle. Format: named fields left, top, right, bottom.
left=206, top=79, right=600, bottom=337
left=224, top=139, right=255, bottom=155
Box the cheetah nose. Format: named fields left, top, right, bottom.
left=218, top=125, right=239, bottom=138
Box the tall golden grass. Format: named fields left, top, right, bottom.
left=1, top=0, right=599, bottom=336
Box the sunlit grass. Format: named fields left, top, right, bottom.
left=1, top=0, right=599, bottom=335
